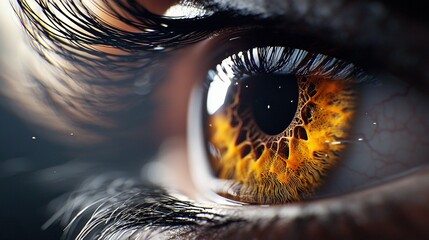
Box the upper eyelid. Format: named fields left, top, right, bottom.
left=16, top=1, right=429, bottom=116
left=14, top=0, right=429, bottom=123
left=17, top=1, right=429, bottom=62
left=259, top=1, right=429, bottom=87
left=205, top=0, right=429, bottom=89
left=19, top=0, right=368, bottom=70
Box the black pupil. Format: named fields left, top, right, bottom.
left=240, top=74, right=299, bottom=135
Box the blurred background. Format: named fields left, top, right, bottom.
left=0, top=103, right=66, bottom=239
left=0, top=2, right=169, bottom=238
left=0, top=102, right=158, bottom=239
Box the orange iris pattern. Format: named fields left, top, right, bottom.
left=207, top=74, right=356, bottom=204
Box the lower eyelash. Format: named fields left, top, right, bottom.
left=50, top=177, right=236, bottom=239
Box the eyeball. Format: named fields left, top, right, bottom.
left=189, top=44, right=429, bottom=205
left=189, top=46, right=364, bottom=204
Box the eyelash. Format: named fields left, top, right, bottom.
left=16, top=0, right=384, bottom=96
left=18, top=0, right=429, bottom=95
left=211, top=46, right=369, bottom=84
left=16, top=0, right=206, bottom=80
left=17, top=0, right=265, bottom=81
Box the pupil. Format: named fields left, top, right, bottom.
left=242, top=74, right=299, bottom=135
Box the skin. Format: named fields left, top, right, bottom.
left=1, top=0, right=429, bottom=239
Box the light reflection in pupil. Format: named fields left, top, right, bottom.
left=238, top=74, right=299, bottom=135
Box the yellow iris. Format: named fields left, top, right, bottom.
left=206, top=73, right=356, bottom=204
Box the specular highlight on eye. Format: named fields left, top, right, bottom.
left=203, top=46, right=360, bottom=204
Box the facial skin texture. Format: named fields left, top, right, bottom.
left=1, top=0, right=429, bottom=239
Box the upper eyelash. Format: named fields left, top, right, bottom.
left=10, top=0, right=268, bottom=140
left=16, top=0, right=206, bottom=80
left=216, top=46, right=370, bottom=83
left=15, top=0, right=262, bottom=82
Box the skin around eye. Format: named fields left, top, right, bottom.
left=203, top=46, right=361, bottom=204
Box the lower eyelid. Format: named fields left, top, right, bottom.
left=213, top=167, right=429, bottom=239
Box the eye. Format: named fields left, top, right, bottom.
left=189, top=43, right=429, bottom=205
left=201, top=46, right=362, bottom=204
